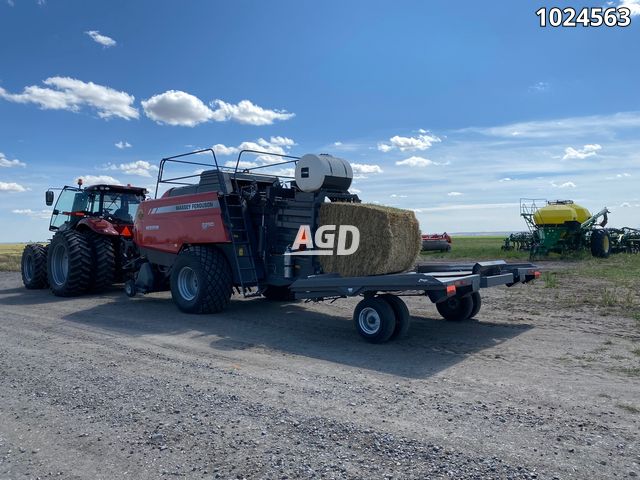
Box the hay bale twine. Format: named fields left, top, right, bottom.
left=318, top=203, right=421, bottom=277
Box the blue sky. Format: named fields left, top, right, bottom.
left=1, top=0, right=639, bottom=241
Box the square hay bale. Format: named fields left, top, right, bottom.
left=318, top=202, right=421, bottom=277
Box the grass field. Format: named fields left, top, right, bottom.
left=0, top=243, right=25, bottom=272
left=419, top=236, right=529, bottom=261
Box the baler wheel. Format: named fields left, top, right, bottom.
left=170, top=246, right=232, bottom=314
left=21, top=244, right=49, bottom=289
left=87, top=233, right=115, bottom=292
left=353, top=297, right=397, bottom=343
left=436, top=294, right=473, bottom=322
left=379, top=294, right=411, bottom=339
left=47, top=230, right=92, bottom=297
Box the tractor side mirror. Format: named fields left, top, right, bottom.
left=45, top=190, right=54, bottom=206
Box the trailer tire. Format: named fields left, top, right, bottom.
left=468, top=292, right=482, bottom=319
left=171, top=246, right=232, bottom=314
left=262, top=285, right=294, bottom=301
left=353, top=297, right=397, bottom=343
left=87, top=233, right=115, bottom=292
left=21, top=244, right=49, bottom=289
left=379, top=294, right=411, bottom=339
left=590, top=229, right=611, bottom=258
left=47, top=230, right=92, bottom=297
left=436, top=294, right=473, bottom=322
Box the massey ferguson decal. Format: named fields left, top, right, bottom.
left=149, top=200, right=220, bottom=215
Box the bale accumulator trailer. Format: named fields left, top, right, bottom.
left=124, top=148, right=539, bottom=343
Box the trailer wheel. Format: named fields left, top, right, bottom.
left=87, top=233, right=115, bottom=292
left=468, top=292, right=482, bottom=319
left=47, top=230, right=92, bottom=297
left=21, top=244, right=48, bottom=289
left=262, top=285, right=294, bottom=301
left=436, top=294, right=473, bottom=322
left=590, top=229, right=611, bottom=258
left=353, top=297, right=397, bottom=343
left=379, top=294, right=411, bottom=339
left=170, top=246, right=232, bottom=314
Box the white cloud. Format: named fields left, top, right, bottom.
left=115, top=141, right=132, bottom=149
left=447, top=191, right=463, bottom=196
left=0, top=76, right=138, bottom=120
left=212, top=143, right=240, bottom=156
left=0, top=181, right=27, bottom=192
left=107, top=160, right=158, bottom=177
left=224, top=160, right=259, bottom=169
left=529, top=81, right=550, bottom=93
left=269, top=136, right=296, bottom=147
left=141, top=90, right=294, bottom=126
left=412, top=202, right=519, bottom=213
left=349, top=188, right=361, bottom=194
left=12, top=208, right=50, bottom=219
left=7, top=0, right=15, bottom=6
left=333, top=141, right=343, bottom=146
left=499, top=177, right=512, bottom=182
left=619, top=0, right=640, bottom=16
left=209, top=99, right=295, bottom=126
left=390, top=194, right=407, bottom=198
left=351, top=163, right=383, bottom=174
left=0, top=152, right=26, bottom=167
left=78, top=174, right=121, bottom=185
left=395, top=156, right=436, bottom=167
left=620, top=202, right=632, bottom=207
left=378, top=132, right=441, bottom=152
left=141, top=90, right=213, bottom=127
left=562, top=144, right=602, bottom=160
left=551, top=181, right=576, bottom=188
left=85, top=30, right=116, bottom=48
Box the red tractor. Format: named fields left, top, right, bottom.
left=21, top=181, right=147, bottom=296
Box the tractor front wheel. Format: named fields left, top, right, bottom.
left=170, top=246, right=233, bottom=314
left=436, top=294, right=473, bottom=322
left=47, top=230, right=92, bottom=297
left=21, top=244, right=48, bottom=289
left=591, top=229, right=611, bottom=258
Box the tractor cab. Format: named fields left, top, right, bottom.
left=47, top=184, right=147, bottom=231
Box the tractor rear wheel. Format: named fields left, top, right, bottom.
left=590, top=229, right=611, bottom=258
left=170, top=246, right=232, bottom=314
left=21, top=244, right=48, bottom=289
left=379, top=294, right=411, bottom=339
left=353, top=297, right=397, bottom=343
left=436, top=294, right=473, bottom=322
left=88, top=233, right=115, bottom=292
left=47, top=230, right=92, bottom=297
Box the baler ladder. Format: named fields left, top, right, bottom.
left=223, top=194, right=260, bottom=297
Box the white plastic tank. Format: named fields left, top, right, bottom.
left=295, top=154, right=353, bottom=193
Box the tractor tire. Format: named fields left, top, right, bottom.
left=170, top=246, right=233, bottom=314
left=21, top=244, right=48, bottom=289
left=591, top=229, right=611, bottom=258
left=468, top=292, right=482, bottom=319
left=47, top=230, right=92, bottom=297
left=262, top=285, right=295, bottom=301
left=379, top=294, right=411, bottom=339
left=87, top=233, right=116, bottom=292
left=353, top=297, right=397, bottom=344
left=436, top=294, right=473, bottom=322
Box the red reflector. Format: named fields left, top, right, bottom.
left=120, top=226, right=132, bottom=237
left=534, top=271, right=541, bottom=279
left=446, top=285, right=456, bottom=296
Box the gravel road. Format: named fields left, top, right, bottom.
left=1, top=270, right=638, bottom=479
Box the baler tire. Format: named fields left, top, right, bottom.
left=87, top=233, right=116, bottom=292
left=468, top=292, right=482, bottom=319
left=262, top=285, right=294, bottom=301
left=170, top=246, right=232, bottom=314
left=590, top=229, right=611, bottom=258
left=353, top=297, right=397, bottom=344
left=21, top=244, right=49, bottom=289
left=47, top=230, right=92, bottom=297
left=436, top=294, right=473, bottom=322
left=379, top=294, right=411, bottom=339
